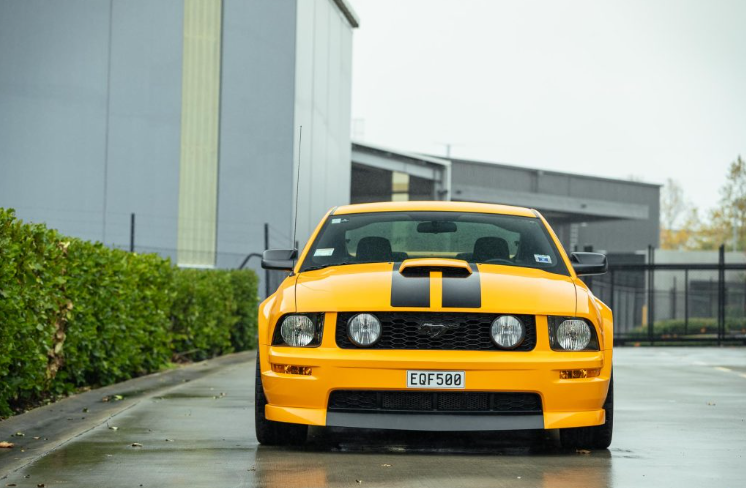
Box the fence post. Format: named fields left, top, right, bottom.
left=609, top=269, right=615, bottom=315
left=718, top=244, right=725, bottom=346
left=671, top=276, right=677, bottom=320
left=609, top=269, right=617, bottom=341
left=647, top=245, right=655, bottom=343
left=130, top=213, right=135, bottom=252
left=684, top=268, right=689, bottom=335
left=264, top=223, right=270, bottom=299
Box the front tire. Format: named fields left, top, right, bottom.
left=254, top=355, right=308, bottom=446
left=560, top=374, right=614, bottom=450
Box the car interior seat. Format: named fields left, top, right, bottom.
left=355, top=236, right=393, bottom=263
left=472, top=236, right=511, bottom=262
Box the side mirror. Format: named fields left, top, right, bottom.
left=570, top=252, right=608, bottom=276
left=261, top=249, right=297, bottom=271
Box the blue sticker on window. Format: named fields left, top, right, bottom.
left=534, top=254, right=551, bottom=264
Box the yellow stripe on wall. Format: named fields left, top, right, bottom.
left=177, top=0, right=222, bottom=267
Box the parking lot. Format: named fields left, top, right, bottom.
left=1, top=347, right=745, bottom=488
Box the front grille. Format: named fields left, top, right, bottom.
left=335, top=312, right=536, bottom=351
left=328, top=390, right=542, bottom=414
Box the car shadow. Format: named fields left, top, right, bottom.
left=252, top=427, right=612, bottom=488
left=305, top=426, right=566, bottom=455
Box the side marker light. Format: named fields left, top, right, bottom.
left=271, top=364, right=312, bottom=376
left=559, top=368, right=601, bottom=379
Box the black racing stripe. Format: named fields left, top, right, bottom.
left=442, top=263, right=481, bottom=308
left=391, top=262, right=430, bottom=307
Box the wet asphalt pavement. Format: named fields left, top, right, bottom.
left=1, top=347, right=745, bottom=488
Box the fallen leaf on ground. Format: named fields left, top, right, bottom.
left=131, top=443, right=143, bottom=448
left=356, top=480, right=363, bottom=484
left=7, top=483, right=17, bottom=486
left=37, top=484, right=45, bottom=487
left=0, top=442, right=14, bottom=448
left=109, top=426, right=118, bottom=431
left=165, top=439, right=174, bottom=442
left=14, top=432, right=24, bottom=437
left=576, top=449, right=591, bottom=455
left=381, top=464, right=392, bottom=467
left=82, top=408, right=89, bottom=413
left=707, top=402, right=716, bottom=406
left=33, top=437, right=40, bottom=440
left=113, top=395, right=123, bottom=401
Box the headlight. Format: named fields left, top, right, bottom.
left=548, top=317, right=599, bottom=351
left=490, top=315, right=525, bottom=349
left=276, top=315, right=320, bottom=347
left=347, top=313, right=382, bottom=347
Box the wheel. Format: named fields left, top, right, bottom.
left=560, top=374, right=613, bottom=450
left=254, top=355, right=308, bottom=446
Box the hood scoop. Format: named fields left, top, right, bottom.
left=398, top=258, right=473, bottom=277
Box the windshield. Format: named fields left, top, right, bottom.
left=300, top=211, right=569, bottom=275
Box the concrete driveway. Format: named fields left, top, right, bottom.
left=1, top=348, right=745, bottom=487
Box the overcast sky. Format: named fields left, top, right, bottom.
left=350, top=0, right=746, bottom=217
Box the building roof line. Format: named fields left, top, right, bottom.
left=331, top=0, right=360, bottom=28
left=445, top=156, right=662, bottom=188
left=353, top=140, right=451, bottom=167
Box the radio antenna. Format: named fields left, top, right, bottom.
left=292, top=126, right=302, bottom=250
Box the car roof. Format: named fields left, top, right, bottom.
left=332, top=201, right=537, bottom=217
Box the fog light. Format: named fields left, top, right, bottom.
left=347, top=313, right=382, bottom=347
left=559, top=368, right=601, bottom=379
left=490, top=315, right=525, bottom=349
left=271, top=364, right=312, bottom=376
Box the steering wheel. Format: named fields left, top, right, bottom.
left=481, top=258, right=514, bottom=265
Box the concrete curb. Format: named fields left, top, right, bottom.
left=0, top=350, right=256, bottom=479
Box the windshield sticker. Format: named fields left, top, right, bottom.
left=331, top=218, right=349, bottom=224
left=314, top=248, right=334, bottom=257
left=534, top=254, right=552, bottom=264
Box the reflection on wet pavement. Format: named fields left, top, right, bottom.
left=255, top=428, right=612, bottom=488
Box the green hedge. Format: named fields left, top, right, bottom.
left=0, top=208, right=258, bottom=416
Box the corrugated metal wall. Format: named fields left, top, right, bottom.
left=293, top=0, right=354, bottom=250
left=0, top=0, right=355, bottom=283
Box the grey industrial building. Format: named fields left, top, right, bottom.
left=351, top=142, right=660, bottom=254
left=0, top=0, right=357, bottom=273
left=1, top=0, right=660, bottom=297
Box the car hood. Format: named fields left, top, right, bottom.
left=294, top=262, right=577, bottom=315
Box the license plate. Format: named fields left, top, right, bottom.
left=406, top=370, right=465, bottom=389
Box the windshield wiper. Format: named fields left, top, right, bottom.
left=301, top=261, right=359, bottom=272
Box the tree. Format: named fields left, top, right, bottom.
left=698, top=156, right=746, bottom=251
left=659, top=178, right=699, bottom=250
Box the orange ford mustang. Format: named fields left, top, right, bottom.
left=255, top=201, right=613, bottom=449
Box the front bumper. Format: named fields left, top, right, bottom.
left=260, top=345, right=612, bottom=431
